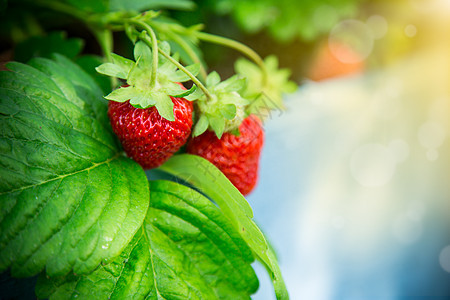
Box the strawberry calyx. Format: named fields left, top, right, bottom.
left=186, top=71, right=250, bottom=139
left=96, top=41, right=199, bottom=121
left=235, top=55, right=297, bottom=118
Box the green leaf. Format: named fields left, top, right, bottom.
left=0, top=55, right=149, bottom=278
left=36, top=180, right=259, bottom=299
left=125, top=23, right=139, bottom=44
left=158, top=40, right=171, bottom=55
left=159, top=154, right=289, bottom=300
left=192, top=114, right=209, bottom=137
left=217, top=75, right=246, bottom=93
left=154, top=92, right=174, bottom=121
left=173, top=63, right=200, bottom=82
left=206, top=71, right=221, bottom=87
left=111, top=53, right=135, bottom=74
left=95, top=62, right=128, bottom=79
left=133, top=41, right=152, bottom=69
left=235, top=55, right=297, bottom=118
left=127, top=60, right=151, bottom=88
left=14, top=31, right=84, bottom=63
left=184, top=86, right=203, bottom=101
left=105, top=85, right=136, bottom=102
left=167, top=84, right=197, bottom=98
left=128, top=89, right=156, bottom=108
left=221, top=103, right=237, bottom=120
left=208, top=115, right=226, bottom=139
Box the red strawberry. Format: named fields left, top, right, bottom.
left=108, top=95, right=193, bottom=169
left=187, top=115, right=264, bottom=195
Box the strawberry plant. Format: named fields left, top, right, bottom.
left=0, top=0, right=295, bottom=299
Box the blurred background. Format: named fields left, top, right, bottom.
left=230, top=0, right=450, bottom=299
left=1, top=0, right=450, bottom=299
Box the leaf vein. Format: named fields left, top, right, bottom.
left=0, top=154, right=120, bottom=196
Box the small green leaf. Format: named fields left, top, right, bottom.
left=208, top=115, right=226, bottom=139
left=221, top=103, right=237, bottom=120
left=159, top=155, right=289, bottom=300
left=217, top=75, right=246, bottom=92
left=230, top=128, right=241, bottom=136
left=95, top=62, right=128, bottom=79
left=163, top=81, right=186, bottom=96
left=173, top=63, right=200, bottom=82
left=36, top=180, right=259, bottom=299
left=125, top=24, right=138, bottom=43
left=111, top=53, right=135, bottom=74
left=158, top=40, right=171, bottom=55
left=206, top=71, right=221, bottom=87
left=168, top=84, right=197, bottom=98
left=184, top=86, right=203, bottom=101
left=104, top=85, right=135, bottom=102
left=128, top=89, right=156, bottom=108
left=192, top=114, right=209, bottom=137
left=225, top=93, right=251, bottom=106
left=154, top=92, right=174, bottom=121
left=235, top=55, right=297, bottom=118
left=127, top=60, right=151, bottom=88
left=133, top=41, right=152, bottom=68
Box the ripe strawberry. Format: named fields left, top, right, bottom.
left=187, top=115, right=264, bottom=195
left=108, top=95, right=193, bottom=169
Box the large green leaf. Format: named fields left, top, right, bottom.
left=36, top=180, right=259, bottom=299
left=0, top=55, right=149, bottom=278
left=158, top=154, right=289, bottom=299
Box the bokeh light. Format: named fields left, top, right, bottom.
left=329, top=20, right=373, bottom=63
left=440, top=245, right=450, bottom=273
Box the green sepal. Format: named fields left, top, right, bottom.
left=192, top=71, right=250, bottom=138
left=125, top=24, right=138, bottom=44
left=111, top=53, right=134, bottom=73
left=173, top=63, right=200, bottom=82
left=168, top=84, right=197, bottom=98
left=153, top=92, right=175, bottom=121
left=221, top=103, right=237, bottom=120
left=184, top=85, right=203, bottom=100
left=235, top=55, right=297, bottom=118
left=104, top=85, right=137, bottom=102
left=217, top=74, right=246, bottom=93
left=158, top=40, right=171, bottom=55
left=192, top=114, right=209, bottom=137
left=208, top=115, right=226, bottom=139
left=206, top=71, right=221, bottom=86
left=95, top=62, right=128, bottom=79
left=230, top=128, right=241, bottom=136
left=133, top=40, right=152, bottom=68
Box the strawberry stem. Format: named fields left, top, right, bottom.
left=157, top=48, right=213, bottom=101
left=92, top=28, right=117, bottom=88
left=129, top=20, right=159, bottom=88
left=194, top=32, right=268, bottom=85
left=149, top=21, right=208, bottom=81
